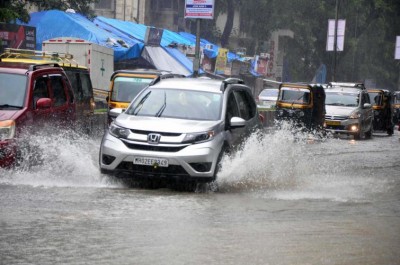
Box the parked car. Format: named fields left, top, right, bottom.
left=0, top=61, right=75, bottom=168
left=275, top=83, right=326, bottom=131
left=99, top=77, right=263, bottom=190
left=367, top=89, right=395, bottom=135
left=106, top=69, right=183, bottom=124
left=257, top=88, right=278, bottom=109
left=324, top=82, right=373, bottom=139
left=0, top=48, right=95, bottom=133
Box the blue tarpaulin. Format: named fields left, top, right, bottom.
left=18, top=10, right=143, bottom=61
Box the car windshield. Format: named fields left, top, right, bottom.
left=368, top=92, right=382, bottom=106
left=325, top=91, right=359, bottom=107
left=111, top=76, right=154, bottom=102
left=260, top=89, right=278, bottom=98
left=0, top=73, right=27, bottom=109
left=125, top=88, right=222, bottom=121
left=278, top=87, right=310, bottom=104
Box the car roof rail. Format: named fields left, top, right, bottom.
left=28, top=63, right=61, bottom=71
left=327, top=82, right=365, bottom=90
left=220, top=78, right=244, bottom=92
left=149, top=73, right=186, bottom=86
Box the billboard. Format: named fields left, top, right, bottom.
left=185, top=0, right=215, bottom=19
left=326, top=19, right=346, bottom=51
left=0, top=23, right=36, bottom=53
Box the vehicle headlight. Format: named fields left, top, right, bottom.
left=0, top=120, right=16, bottom=141
left=183, top=131, right=215, bottom=144
left=109, top=123, right=130, bottom=139
left=349, top=111, right=361, bottom=119
left=298, top=111, right=305, bottom=117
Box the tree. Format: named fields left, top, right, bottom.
left=0, top=1, right=30, bottom=23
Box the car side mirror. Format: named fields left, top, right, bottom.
left=36, top=98, right=52, bottom=109
left=109, top=108, right=124, bottom=118
left=230, top=116, right=246, bottom=128
left=363, top=103, right=372, bottom=109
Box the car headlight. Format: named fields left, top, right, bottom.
left=109, top=123, right=130, bottom=139
left=182, top=131, right=215, bottom=144
left=349, top=111, right=361, bottom=119
left=0, top=120, right=16, bottom=141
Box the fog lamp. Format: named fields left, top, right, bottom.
left=350, top=125, right=358, bottom=132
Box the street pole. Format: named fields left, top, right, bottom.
left=193, top=19, right=201, bottom=77
left=333, top=0, right=339, bottom=82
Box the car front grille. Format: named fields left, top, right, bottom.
left=325, top=115, right=348, bottom=120
left=130, top=129, right=182, bottom=137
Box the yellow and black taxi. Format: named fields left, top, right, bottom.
left=275, top=83, right=326, bottom=131
left=367, top=88, right=395, bottom=135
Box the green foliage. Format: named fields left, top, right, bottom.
left=232, top=0, right=399, bottom=89
left=0, top=1, right=30, bottom=23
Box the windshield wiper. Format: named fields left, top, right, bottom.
left=155, top=91, right=167, bottom=117
left=0, top=104, right=23, bottom=109
left=132, top=91, right=151, bottom=115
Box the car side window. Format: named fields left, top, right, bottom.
left=234, top=90, right=255, bottom=120
left=226, top=92, right=240, bottom=128
left=50, top=75, right=67, bottom=106
left=33, top=76, right=50, bottom=109
left=80, top=72, right=93, bottom=99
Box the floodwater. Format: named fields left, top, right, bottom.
left=1, top=126, right=399, bottom=265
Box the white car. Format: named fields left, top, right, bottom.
left=257, top=88, right=278, bottom=109
left=99, top=77, right=263, bottom=189
left=324, top=82, right=373, bottom=139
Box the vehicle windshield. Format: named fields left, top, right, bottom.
left=278, top=87, right=310, bottom=104
left=0, top=73, right=27, bottom=109
left=260, top=89, right=278, bottom=98
left=368, top=92, right=382, bottom=106
left=111, top=76, right=154, bottom=102
left=325, top=91, right=359, bottom=107
left=125, top=88, right=222, bottom=121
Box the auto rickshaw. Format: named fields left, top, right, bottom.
left=393, top=91, right=400, bottom=125
left=367, top=89, right=395, bottom=135
left=275, top=83, right=326, bottom=131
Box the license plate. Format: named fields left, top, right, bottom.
left=325, top=120, right=341, bottom=126
left=133, top=157, right=169, bottom=167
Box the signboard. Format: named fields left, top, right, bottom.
left=0, top=23, right=36, bottom=53
left=214, top=48, right=228, bottom=75
left=185, top=0, right=215, bottom=19
left=326, top=19, right=346, bottom=51
left=395, top=36, right=400, bottom=59
left=144, top=27, right=164, bottom=46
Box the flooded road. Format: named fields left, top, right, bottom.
left=1, top=128, right=399, bottom=265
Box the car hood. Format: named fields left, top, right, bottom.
left=325, top=105, right=356, bottom=116
left=0, top=109, right=24, bottom=121
left=116, top=114, right=221, bottom=133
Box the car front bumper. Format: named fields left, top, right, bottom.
left=99, top=131, right=223, bottom=180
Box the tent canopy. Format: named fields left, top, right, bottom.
left=19, top=10, right=143, bottom=61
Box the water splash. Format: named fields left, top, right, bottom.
left=0, top=128, right=115, bottom=188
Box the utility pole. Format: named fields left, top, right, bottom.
left=333, top=0, right=339, bottom=82
left=193, top=19, right=201, bottom=77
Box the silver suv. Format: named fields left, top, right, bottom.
left=99, top=77, right=262, bottom=187
left=324, top=82, right=373, bottom=139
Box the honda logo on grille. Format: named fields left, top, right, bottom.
left=148, top=133, right=161, bottom=144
